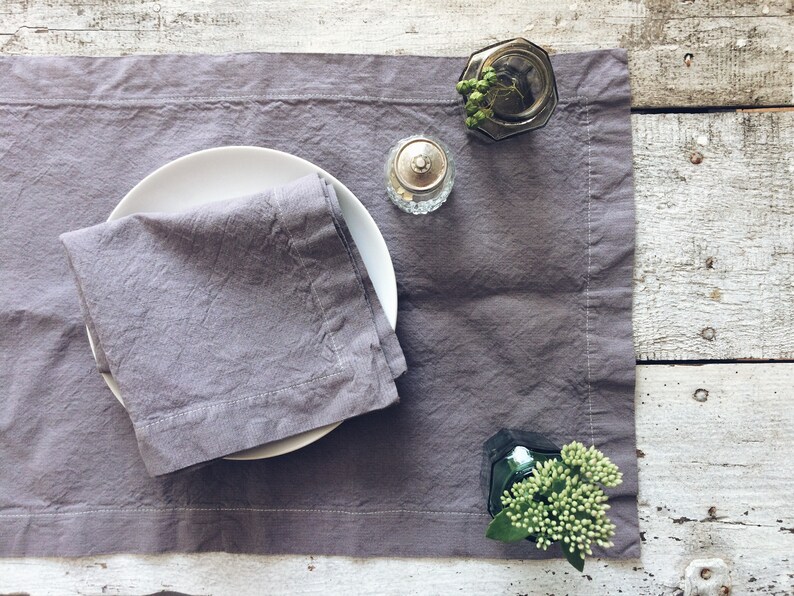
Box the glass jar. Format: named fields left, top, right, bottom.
left=385, top=135, right=455, bottom=214
left=484, top=429, right=561, bottom=517
left=459, top=38, right=558, bottom=141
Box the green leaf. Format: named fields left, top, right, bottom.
left=485, top=510, right=530, bottom=543
left=561, top=541, right=586, bottom=572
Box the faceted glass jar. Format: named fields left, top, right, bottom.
left=385, top=135, right=455, bottom=214
left=484, top=429, right=561, bottom=517
left=459, top=38, right=558, bottom=141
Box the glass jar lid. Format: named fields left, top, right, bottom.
left=394, top=137, right=448, bottom=194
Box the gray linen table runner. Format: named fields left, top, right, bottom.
left=0, top=49, right=639, bottom=559
left=60, top=174, right=406, bottom=476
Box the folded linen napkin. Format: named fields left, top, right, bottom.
left=60, top=173, right=406, bottom=476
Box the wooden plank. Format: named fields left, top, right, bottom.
left=633, top=111, right=794, bottom=361
left=1, top=363, right=791, bottom=594
left=0, top=0, right=792, bottom=108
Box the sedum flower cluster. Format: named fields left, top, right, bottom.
left=499, top=442, right=622, bottom=558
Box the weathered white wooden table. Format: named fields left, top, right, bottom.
left=1, top=2, right=792, bottom=594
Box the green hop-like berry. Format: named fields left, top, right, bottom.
left=475, top=79, right=491, bottom=93
left=465, top=100, right=480, bottom=116
left=458, top=68, right=502, bottom=130
left=455, top=80, right=473, bottom=95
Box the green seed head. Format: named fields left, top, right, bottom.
left=475, top=80, right=491, bottom=93
left=455, top=80, right=473, bottom=95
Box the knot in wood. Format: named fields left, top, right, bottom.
left=693, top=388, right=709, bottom=402
left=700, top=327, right=716, bottom=341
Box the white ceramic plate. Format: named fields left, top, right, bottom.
left=88, top=146, right=397, bottom=460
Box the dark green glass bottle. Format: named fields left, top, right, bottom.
left=485, top=429, right=561, bottom=517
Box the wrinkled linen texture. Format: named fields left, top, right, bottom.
left=0, top=49, right=639, bottom=558
left=59, top=174, right=406, bottom=476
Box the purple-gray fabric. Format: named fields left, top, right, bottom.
left=0, top=49, right=639, bottom=559
left=59, top=174, right=406, bottom=476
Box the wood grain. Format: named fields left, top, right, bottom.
left=0, top=0, right=792, bottom=108
left=633, top=111, right=794, bottom=361
left=1, top=364, right=791, bottom=595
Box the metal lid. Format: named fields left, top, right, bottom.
left=394, top=137, right=448, bottom=194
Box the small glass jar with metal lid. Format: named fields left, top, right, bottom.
left=385, top=135, right=455, bottom=214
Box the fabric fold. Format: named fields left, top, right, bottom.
left=60, top=174, right=406, bottom=476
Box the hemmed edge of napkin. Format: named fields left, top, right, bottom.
left=135, top=364, right=398, bottom=476
left=322, top=182, right=407, bottom=380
